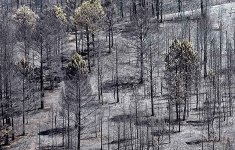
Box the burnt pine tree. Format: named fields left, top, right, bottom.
left=74, top=0, right=104, bottom=72
left=165, top=40, right=198, bottom=132
left=13, top=6, right=38, bottom=135
left=64, top=53, right=99, bottom=149
left=65, top=53, right=87, bottom=150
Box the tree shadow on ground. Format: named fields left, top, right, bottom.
left=186, top=120, right=205, bottom=126
left=102, top=76, right=142, bottom=92
left=38, top=127, right=74, bottom=136
left=151, top=130, right=179, bottom=136
left=110, top=114, right=135, bottom=123
left=186, top=139, right=220, bottom=145
left=110, top=138, right=132, bottom=144
left=186, top=139, right=203, bottom=145
left=37, top=145, right=65, bottom=150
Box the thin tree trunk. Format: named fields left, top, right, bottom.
left=40, top=34, right=44, bottom=109
left=150, top=42, right=154, bottom=116
left=67, top=103, right=70, bottom=149
left=116, top=44, right=119, bottom=103
left=108, top=24, right=111, bottom=53
left=140, top=34, right=144, bottom=84
left=75, top=27, right=78, bottom=52
left=86, top=26, right=91, bottom=72
left=178, top=0, right=181, bottom=12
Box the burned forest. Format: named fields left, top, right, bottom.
left=0, top=0, right=235, bottom=150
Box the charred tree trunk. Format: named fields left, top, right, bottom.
left=40, top=34, right=44, bottom=109
left=150, top=43, right=154, bottom=116
left=140, top=33, right=144, bottom=84
left=178, top=0, right=181, bottom=12
left=115, top=45, right=119, bottom=103
left=86, top=26, right=91, bottom=72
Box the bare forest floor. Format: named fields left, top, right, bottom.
left=6, top=82, right=64, bottom=150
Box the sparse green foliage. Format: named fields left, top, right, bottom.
left=74, top=0, right=105, bottom=30
left=13, top=5, right=38, bottom=28
left=165, top=39, right=198, bottom=99
left=18, top=58, right=32, bottom=77
left=165, top=39, right=198, bottom=129
left=53, top=5, right=67, bottom=23
left=67, top=53, right=88, bottom=76
left=165, top=39, right=197, bottom=72
left=20, top=58, right=29, bottom=69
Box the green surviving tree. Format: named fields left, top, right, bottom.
left=65, top=53, right=87, bottom=149
left=13, top=5, right=38, bottom=62
left=165, top=39, right=198, bottom=132
left=74, top=0, right=104, bottom=72
left=65, top=53, right=97, bottom=149
left=13, top=6, right=38, bottom=135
